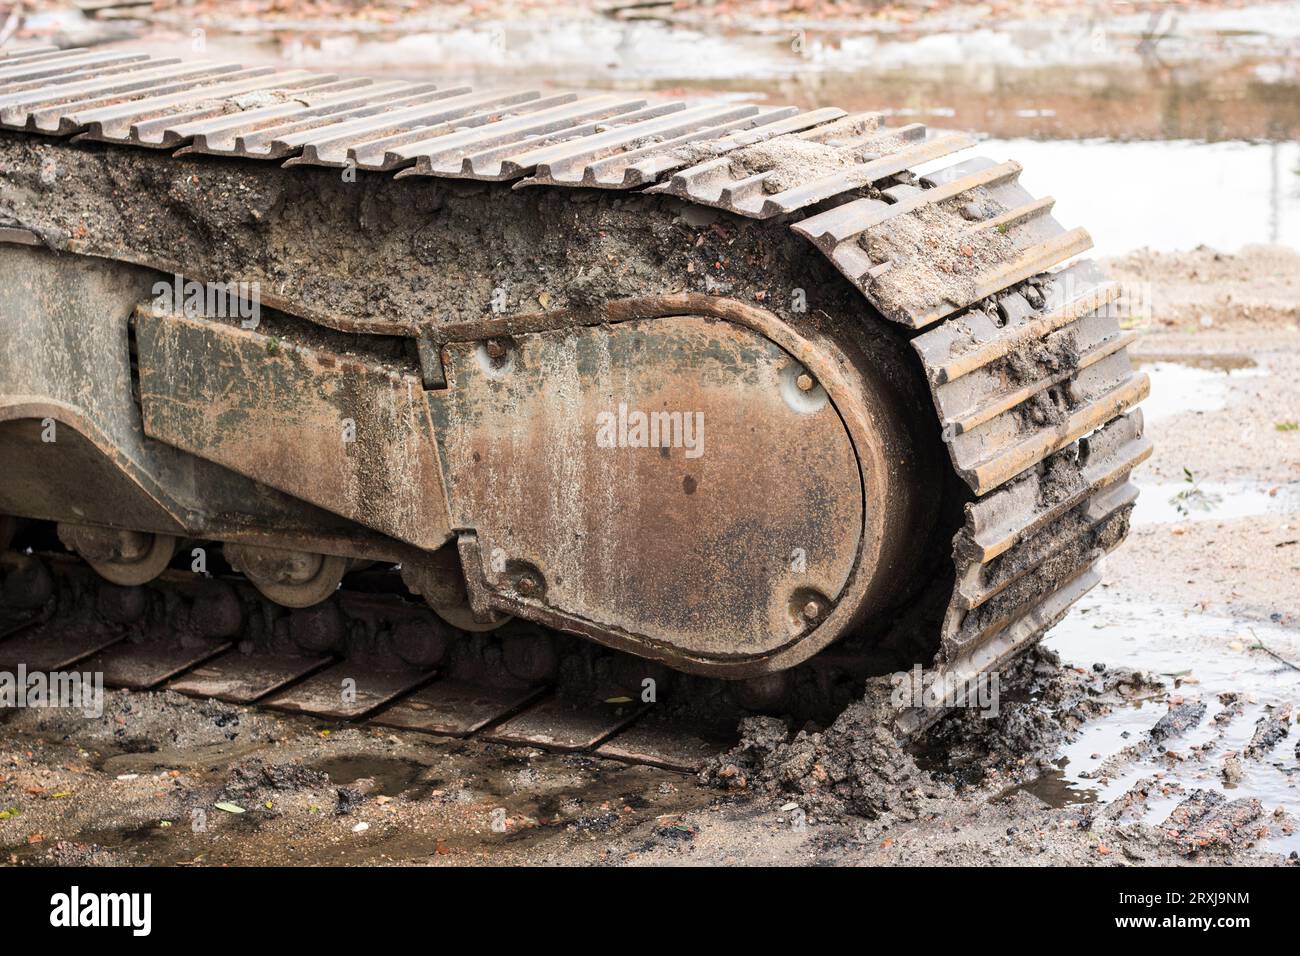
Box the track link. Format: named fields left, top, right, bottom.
left=0, top=549, right=750, bottom=771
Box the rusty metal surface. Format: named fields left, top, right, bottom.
left=172, top=79, right=438, bottom=157
left=180, top=82, right=460, bottom=159
left=593, top=716, right=734, bottom=772
left=0, top=49, right=151, bottom=87
left=1, top=52, right=956, bottom=225
left=513, top=103, right=794, bottom=189
left=896, top=416, right=1149, bottom=733
left=517, top=106, right=845, bottom=190
left=121, top=77, right=388, bottom=149
left=0, top=243, right=430, bottom=558
left=165, top=649, right=332, bottom=703
left=281, top=88, right=554, bottom=169
left=262, top=662, right=435, bottom=720
left=0, top=45, right=61, bottom=61
left=481, top=694, right=649, bottom=752
left=387, top=97, right=675, bottom=180
left=82, top=636, right=232, bottom=690
left=0, top=624, right=123, bottom=671
left=429, top=311, right=864, bottom=666
left=70, top=70, right=345, bottom=145
left=850, top=163, right=1150, bottom=722
left=135, top=309, right=453, bottom=553
left=370, top=680, right=547, bottom=736
left=25, top=66, right=290, bottom=134
left=0, top=243, right=191, bottom=534
left=0, top=55, right=185, bottom=102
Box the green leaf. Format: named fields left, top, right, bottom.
left=214, top=802, right=246, bottom=814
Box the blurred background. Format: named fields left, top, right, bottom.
left=4, top=0, right=1298, bottom=255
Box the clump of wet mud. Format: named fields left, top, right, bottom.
left=1162, top=790, right=1265, bottom=856
left=3, top=688, right=277, bottom=751
left=1244, top=703, right=1291, bottom=759
left=219, top=758, right=329, bottom=805
left=700, top=684, right=943, bottom=822
left=701, top=645, right=1165, bottom=822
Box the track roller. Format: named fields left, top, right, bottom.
left=57, top=523, right=178, bottom=586
left=224, top=543, right=349, bottom=609
left=400, top=546, right=510, bottom=633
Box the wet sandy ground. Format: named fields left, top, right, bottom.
left=1, top=246, right=1296, bottom=867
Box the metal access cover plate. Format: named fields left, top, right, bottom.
left=429, top=314, right=863, bottom=662
left=135, top=310, right=451, bottom=551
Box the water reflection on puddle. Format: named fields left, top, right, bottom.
left=1133, top=481, right=1300, bottom=524
left=1043, top=597, right=1300, bottom=853
left=1136, top=356, right=1263, bottom=423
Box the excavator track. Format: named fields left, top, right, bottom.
left=0, top=46, right=1150, bottom=739
left=0, top=547, right=749, bottom=771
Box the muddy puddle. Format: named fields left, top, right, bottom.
left=1133, top=480, right=1300, bottom=524
left=310, top=754, right=429, bottom=798
left=1044, top=595, right=1300, bottom=855
left=1137, top=355, right=1265, bottom=423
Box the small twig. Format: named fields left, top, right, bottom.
left=1248, top=628, right=1300, bottom=673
